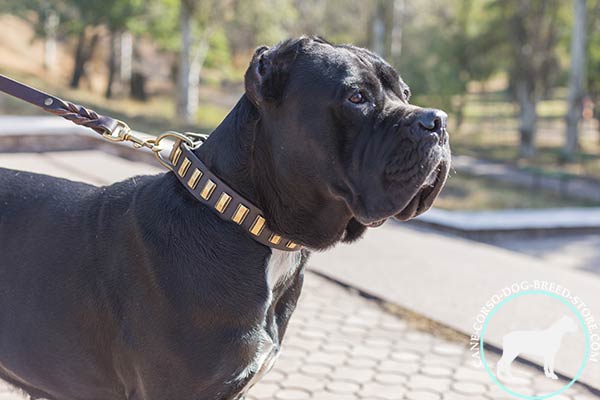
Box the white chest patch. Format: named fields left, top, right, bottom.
left=266, top=249, right=303, bottom=290
left=234, top=249, right=303, bottom=397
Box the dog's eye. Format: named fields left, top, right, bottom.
left=348, top=92, right=366, bottom=104
left=403, top=89, right=411, bottom=101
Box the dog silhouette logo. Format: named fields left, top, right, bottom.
left=497, top=315, right=578, bottom=381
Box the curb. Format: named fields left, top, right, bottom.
left=308, top=268, right=600, bottom=396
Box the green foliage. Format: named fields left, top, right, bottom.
left=483, top=0, right=570, bottom=98
left=204, top=28, right=232, bottom=69
left=4, top=0, right=145, bottom=36
left=292, top=0, right=372, bottom=46
left=1, top=0, right=75, bottom=36
left=397, top=0, right=496, bottom=111
left=137, top=0, right=180, bottom=50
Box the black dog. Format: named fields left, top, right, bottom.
left=0, top=37, right=450, bottom=400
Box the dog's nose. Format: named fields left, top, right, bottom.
left=416, top=109, right=447, bottom=132
left=414, top=108, right=448, bottom=145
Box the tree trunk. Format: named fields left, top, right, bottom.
left=177, top=1, right=210, bottom=124
left=177, top=4, right=194, bottom=123
left=105, top=31, right=119, bottom=99
left=454, top=94, right=467, bottom=131
left=516, top=78, right=537, bottom=158
left=70, top=29, right=99, bottom=89
left=371, top=1, right=386, bottom=57
left=120, top=31, right=133, bottom=84
left=188, top=39, right=209, bottom=120
left=595, top=98, right=600, bottom=144
left=43, top=10, right=58, bottom=72
left=70, top=30, right=87, bottom=88
left=564, top=0, right=587, bottom=158
left=390, top=0, right=405, bottom=60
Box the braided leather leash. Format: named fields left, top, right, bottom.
left=0, top=74, right=123, bottom=135
left=0, top=74, right=301, bottom=251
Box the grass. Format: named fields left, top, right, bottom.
left=196, top=103, right=230, bottom=128
left=435, top=173, right=599, bottom=210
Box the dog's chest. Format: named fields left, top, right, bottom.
left=235, top=249, right=303, bottom=397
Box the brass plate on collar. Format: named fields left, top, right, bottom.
left=232, top=204, right=249, bottom=224
left=178, top=158, right=191, bottom=177
left=187, top=168, right=203, bottom=189
left=285, top=241, right=298, bottom=249
left=269, top=233, right=282, bottom=245
left=171, top=146, right=182, bottom=165
left=215, top=192, right=232, bottom=213
left=249, top=216, right=266, bottom=236
left=200, top=180, right=216, bottom=200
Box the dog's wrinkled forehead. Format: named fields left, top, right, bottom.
left=246, top=37, right=408, bottom=103
left=245, top=37, right=409, bottom=108
left=296, top=40, right=409, bottom=100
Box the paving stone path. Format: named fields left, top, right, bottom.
left=244, top=273, right=596, bottom=400
left=0, top=262, right=596, bottom=400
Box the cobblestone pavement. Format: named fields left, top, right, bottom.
left=0, top=274, right=596, bottom=400
left=245, top=273, right=596, bottom=400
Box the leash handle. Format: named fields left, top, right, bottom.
left=0, top=74, right=124, bottom=137
left=0, top=74, right=206, bottom=170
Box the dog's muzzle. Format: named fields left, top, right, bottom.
left=392, top=108, right=450, bottom=221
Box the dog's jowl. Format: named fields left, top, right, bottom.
left=0, top=37, right=450, bottom=400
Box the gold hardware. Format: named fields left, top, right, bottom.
left=250, top=216, right=266, bottom=236
left=232, top=204, right=249, bottom=224
left=215, top=193, right=232, bottom=213
left=200, top=180, right=216, bottom=200
left=285, top=241, right=298, bottom=249
left=152, top=131, right=196, bottom=171
left=102, top=120, right=131, bottom=143
left=171, top=146, right=182, bottom=165
left=178, top=158, right=191, bottom=177
left=187, top=168, right=202, bottom=189
left=269, top=234, right=282, bottom=245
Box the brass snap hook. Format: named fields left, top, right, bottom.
left=153, top=131, right=196, bottom=170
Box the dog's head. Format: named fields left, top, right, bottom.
left=244, top=37, right=450, bottom=248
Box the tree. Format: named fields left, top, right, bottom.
left=370, top=0, right=391, bottom=58
left=390, top=0, right=406, bottom=59
left=369, top=0, right=405, bottom=60
left=176, top=0, right=231, bottom=123
left=61, top=0, right=114, bottom=88
left=227, top=0, right=298, bottom=55
left=484, top=0, right=565, bottom=158
left=103, top=0, right=144, bottom=98
left=564, top=0, right=587, bottom=158
left=2, top=0, right=68, bottom=73
left=396, top=0, right=495, bottom=124
left=585, top=1, right=600, bottom=143
left=42, top=8, right=59, bottom=72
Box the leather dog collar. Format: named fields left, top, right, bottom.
left=0, top=74, right=301, bottom=252
left=169, top=141, right=301, bottom=251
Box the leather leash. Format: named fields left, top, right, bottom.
left=0, top=74, right=300, bottom=251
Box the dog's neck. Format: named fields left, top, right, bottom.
left=194, top=95, right=261, bottom=205
left=193, top=95, right=354, bottom=249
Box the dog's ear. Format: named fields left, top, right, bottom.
left=244, top=41, right=301, bottom=106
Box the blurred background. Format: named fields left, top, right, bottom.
left=1, top=0, right=600, bottom=212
